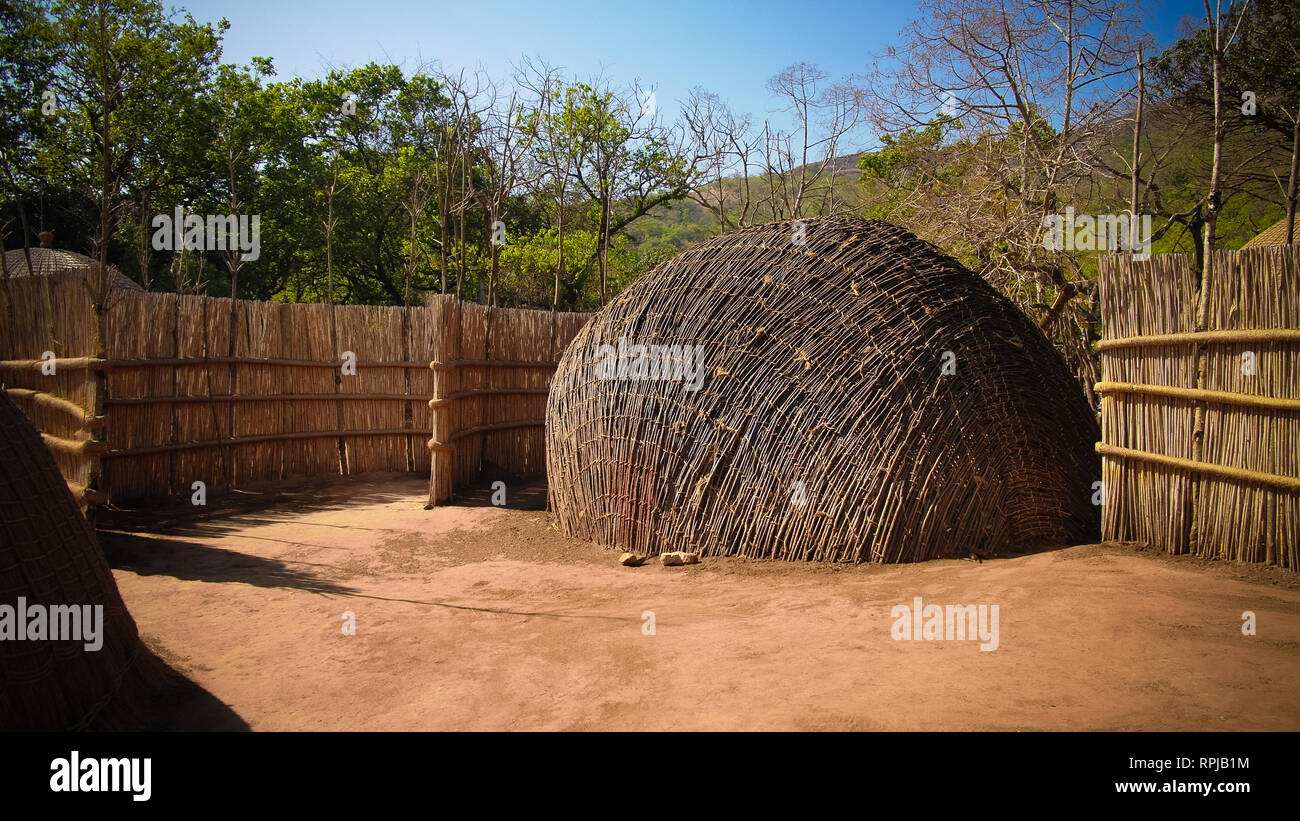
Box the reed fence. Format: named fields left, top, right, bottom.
left=425, top=297, right=590, bottom=506
left=0, top=269, right=590, bottom=509
left=1098, top=246, right=1299, bottom=569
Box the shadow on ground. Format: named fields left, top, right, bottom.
left=136, top=646, right=251, bottom=731
left=100, top=531, right=357, bottom=595
left=442, top=477, right=548, bottom=510
left=95, top=472, right=430, bottom=593
left=100, top=472, right=427, bottom=536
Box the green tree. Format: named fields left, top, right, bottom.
left=0, top=0, right=59, bottom=268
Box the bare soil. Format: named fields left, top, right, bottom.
left=98, top=474, right=1300, bottom=731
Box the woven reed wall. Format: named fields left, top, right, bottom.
left=0, top=272, right=590, bottom=505
left=1098, top=246, right=1300, bottom=569
left=0, top=271, right=98, bottom=503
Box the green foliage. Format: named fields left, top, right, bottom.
left=6, top=0, right=1297, bottom=315
left=0, top=0, right=59, bottom=219
left=2, top=2, right=703, bottom=310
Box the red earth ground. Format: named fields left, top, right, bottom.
left=97, top=473, right=1300, bottom=731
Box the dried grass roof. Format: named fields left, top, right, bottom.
left=1242, top=217, right=1297, bottom=249
left=546, top=216, right=1100, bottom=563
left=3, top=246, right=142, bottom=291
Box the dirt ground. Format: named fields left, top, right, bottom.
left=97, top=474, right=1300, bottom=731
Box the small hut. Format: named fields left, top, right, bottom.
left=546, top=217, right=1100, bottom=562
left=2, top=231, right=142, bottom=291
left=1242, top=216, right=1297, bottom=249
left=0, top=389, right=167, bottom=730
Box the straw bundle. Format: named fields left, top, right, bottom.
left=0, top=389, right=171, bottom=730
left=546, top=216, right=1101, bottom=562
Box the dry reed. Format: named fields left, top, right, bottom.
left=0, top=270, right=588, bottom=505
left=1098, top=246, right=1299, bottom=569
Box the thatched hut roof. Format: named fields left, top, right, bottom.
left=3, top=244, right=142, bottom=292
left=546, top=216, right=1100, bottom=562
left=1242, top=216, right=1297, bottom=249
left=0, top=389, right=165, bottom=729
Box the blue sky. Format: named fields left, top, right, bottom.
left=182, top=0, right=1209, bottom=137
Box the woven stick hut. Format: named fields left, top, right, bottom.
left=0, top=388, right=170, bottom=730
left=546, top=217, right=1100, bottom=562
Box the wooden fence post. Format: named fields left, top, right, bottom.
left=426, top=295, right=461, bottom=506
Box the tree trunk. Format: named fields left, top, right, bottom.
left=438, top=187, right=449, bottom=292
left=1286, top=115, right=1299, bottom=244
left=1192, top=0, right=1224, bottom=558
left=487, top=215, right=501, bottom=307
left=136, top=195, right=151, bottom=290
left=1131, top=46, right=1144, bottom=222
left=225, top=260, right=240, bottom=489
left=403, top=197, right=418, bottom=473
left=599, top=191, right=610, bottom=306
left=86, top=78, right=115, bottom=525
left=325, top=183, right=348, bottom=476
left=551, top=189, right=565, bottom=359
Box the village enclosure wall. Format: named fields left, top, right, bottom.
left=1098, top=246, right=1299, bottom=569
left=0, top=271, right=590, bottom=508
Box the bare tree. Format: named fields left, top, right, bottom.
left=565, top=78, right=710, bottom=302
left=322, top=160, right=348, bottom=475
left=765, top=63, right=864, bottom=218
left=684, top=88, right=761, bottom=230
left=862, top=0, right=1146, bottom=396
left=517, top=57, right=576, bottom=351
left=571, top=76, right=673, bottom=305
left=1201, top=0, right=1245, bottom=268
left=428, top=68, right=487, bottom=297
left=476, top=81, right=533, bottom=308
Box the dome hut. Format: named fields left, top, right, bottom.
left=3, top=231, right=142, bottom=291
left=546, top=217, right=1100, bottom=563
left=0, top=388, right=167, bottom=730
